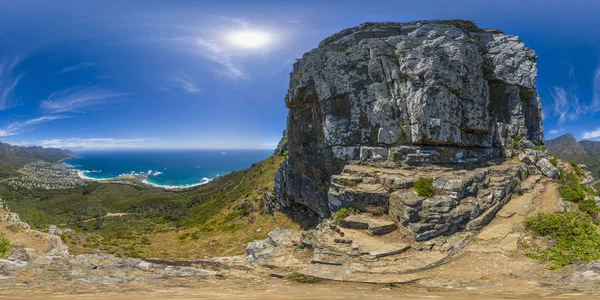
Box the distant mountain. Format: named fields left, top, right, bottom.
left=0, top=143, right=74, bottom=178
left=546, top=133, right=600, bottom=178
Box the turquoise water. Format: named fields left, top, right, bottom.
left=66, top=149, right=273, bottom=188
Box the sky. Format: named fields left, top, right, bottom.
left=0, top=0, right=598, bottom=149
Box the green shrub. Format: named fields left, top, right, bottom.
left=509, top=134, right=522, bottom=149
left=524, top=212, right=600, bottom=269
left=337, top=178, right=357, bottom=187
left=559, top=184, right=586, bottom=202
left=333, top=207, right=357, bottom=223
left=285, top=272, right=321, bottom=283
left=0, top=234, right=10, bottom=258
left=570, top=161, right=585, bottom=177
left=579, top=199, right=600, bottom=219
left=549, top=156, right=558, bottom=167
left=414, top=178, right=434, bottom=197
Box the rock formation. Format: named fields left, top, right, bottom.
left=275, top=20, right=554, bottom=240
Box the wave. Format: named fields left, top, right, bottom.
left=77, top=171, right=110, bottom=181
left=75, top=168, right=214, bottom=189
left=142, top=177, right=213, bottom=189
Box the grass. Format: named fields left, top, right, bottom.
left=570, top=161, right=586, bottom=177
left=333, top=207, right=357, bottom=223
left=509, top=134, right=521, bottom=150
left=337, top=178, right=357, bottom=187
left=414, top=178, right=434, bottom=197
left=285, top=272, right=322, bottom=283
left=3, top=154, right=301, bottom=259
left=550, top=156, right=558, bottom=167
left=525, top=212, right=600, bottom=269
left=0, top=233, right=9, bottom=258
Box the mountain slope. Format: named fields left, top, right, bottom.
left=580, top=140, right=600, bottom=157
left=0, top=143, right=74, bottom=177
left=546, top=133, right=600, bottom=177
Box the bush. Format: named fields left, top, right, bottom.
left=414, top=178, right=434, bottom=197
left=570, top=161, right=585, bottom=177
left=579, top=199, right=600, bottom=219
left=337, top=179, right=357, bottom=187
left=285, top=272, right=321, bottom=283
left=525, top=212, right=600, bottom=269
left=559, top=184, right=586, bottom=202
left=549, top=156, right=558, bottom=167
left=333, top=207, right=357, bottom=223
left=509, top=134, right=522, bottom=149
left=0, top=234, right=10, bottom=258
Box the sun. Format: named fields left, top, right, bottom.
left=226, top=30, right=271, bottom=49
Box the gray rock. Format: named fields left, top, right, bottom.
left=275, top=20, right=544, bottom=218
left=536, top=158, right=560, bottom=179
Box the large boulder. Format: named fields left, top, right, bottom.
left=276, top=20, right=545, bottom=217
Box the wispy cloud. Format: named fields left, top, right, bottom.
left=547, top=63, right=600, bottom=125
left=0, top=115, right=69, bottom=137
left=195, top=38, right=245, bottom=78
left=54, top=62, right=97, bottom=75
left=174, top=74, right=201, bottom=93
left=548, top=86, right=581, bottom=124
left=40, top=86, right=129, bottom=113
left=36, top=138, right=148, bottom=149
left=548, top=128, right=565, bottom=135
left=0, top=56, right=26, bottom=111
left=583, top=127, right=600, bottom=140
left=589, top=65, right=600, bottom=113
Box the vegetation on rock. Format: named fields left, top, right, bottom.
left=509, top=134, right=522, bottom=149
left=0, top=233, right=10, bottom=258
left=333, top=207, right=358, bottom=223
left=285, top=272, right=322, bottom=283
left=414, top=178, right=434, bottom=197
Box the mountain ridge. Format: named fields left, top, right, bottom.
left=0, top=142, right=74, bottom=177
left=546, top=133, right=600, bottom=177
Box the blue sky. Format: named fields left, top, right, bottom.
left=0, top=0, right=598, bottom=149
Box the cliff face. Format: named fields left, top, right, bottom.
left=276, top=20, right=545, bottom=218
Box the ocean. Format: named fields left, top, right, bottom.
left=65, top=149, right=273, bottom=188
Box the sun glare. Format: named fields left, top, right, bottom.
left=227, top=30, right=271, bottom=49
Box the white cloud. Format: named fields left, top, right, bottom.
left=589, top=65, right=600, bottom=113
left=174, top=74, right=201, bottom=93
left=548, top=128, right=565, bottom=135
left=41, top=86, right=129, bottom=113
left=195, top=38, right=245, bottom=78
left=548, top=86, right=581, bottom=124
left=0, top=115, right=69, bottom=137
left=583, top=128, right=600, bottom=140
left=37, top=138, right=149, bottom=149
left=54, top=62, right=97, bottom=75
left=0, top=56, right=25, bottom=110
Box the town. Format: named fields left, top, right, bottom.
left=6, top=161, right=90, bottom=189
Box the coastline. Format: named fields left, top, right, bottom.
left=141, top=177, right=213, bottom=190
left=75, top=167, right=214, bottom=189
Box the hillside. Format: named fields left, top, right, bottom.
left=546, top=133, right=600, bottom=178
left=0, top=143, right=74, bottom=178
left=2, top=153, right=299, bottom=258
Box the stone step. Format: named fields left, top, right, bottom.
left=368, top=244, right=410, bottom=258
left=334, top=238, right=353, bottom=244
left=340, top=215, right=398, bottom=236
left=367, top=222, right=397, bottom=236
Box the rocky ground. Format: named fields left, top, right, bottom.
left=2, top=167, right=600, bottom=299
